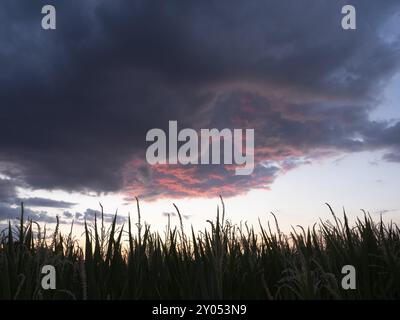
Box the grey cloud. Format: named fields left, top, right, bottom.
left=0, top=203, right=58, bottom=224
left=63, top=211, right=74, bottom=219
left=0, top=178, right=17, bottom=202
left=63, top=208, right=126, bottom=225
left=16, top=197, right=77, bottom=208
left=383, top=148, right=400, bottom=162
left=162, top=211, right=191, bottom=220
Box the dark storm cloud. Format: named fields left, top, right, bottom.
left=0, top=0, right=400, bottom=199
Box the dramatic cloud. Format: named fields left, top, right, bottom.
left=0, top=0, right=399, bottom=201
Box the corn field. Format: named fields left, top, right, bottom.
left=1, top=199, right=400, bottom=300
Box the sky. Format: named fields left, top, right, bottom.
left=0, top=0, right=400, bottom=234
